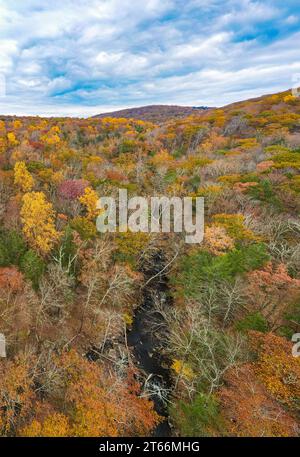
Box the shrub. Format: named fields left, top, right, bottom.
left=203, top=225, right=234, bottom=256
left=114, top=232, right=150, bottom=268
left=249, top=331, right=300, bottom=410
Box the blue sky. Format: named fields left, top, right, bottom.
left=0, top=0, right=300, bottom=116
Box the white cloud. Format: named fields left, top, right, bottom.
left=0, top=0, right=299, bottom=116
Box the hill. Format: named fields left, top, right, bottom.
left=93, top=104, right=211, bottom=123
left=0, top=89, right=300, bottom=438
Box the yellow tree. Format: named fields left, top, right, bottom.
left=78, top=186, right=100, bottom=219
left=22, top=412, right=70, bottom=437
left=7, top=132, right=19, bottom=147
left=14, top=161, right=34, bottom=192
left=21, top=192, right=59, bottom=255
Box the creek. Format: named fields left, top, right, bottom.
left=127, top=252, right=173, bottom=437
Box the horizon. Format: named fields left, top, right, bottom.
left=0, top=1, right=300, bottom=117
left=0, top=87, right=294, bottom=119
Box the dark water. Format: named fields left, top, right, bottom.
left=127, top=252, right=173, bottom=437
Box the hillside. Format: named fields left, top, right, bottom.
left=93, top=104, right=211, bottom=123
left=0, top=89, right=300, bottom=438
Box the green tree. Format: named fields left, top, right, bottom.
left=172, top=393, right=224, bottom=437
left=20, top=250, right=45, bottom=289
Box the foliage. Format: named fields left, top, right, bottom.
left=271, top=151, right=300, bottom=169
left=19, top=250, right=45, bottom=289
left=0, top=230, right=26, bottom=267
left=247, top=179, right=282, bottom=209
left=212, top=213, right=257, bottom=242
left=175, top=243, right=269, bottom=298
left=78, top=186, right=100, bottom=219
left=115, top=232, right=150, bottom=267
left=0, top=266, right=24, bottom=292
left=70, top=216, right=97, bottom=240
left=244, top=263, right=300, bottom=327
left=22, top=350, right=160, bottom=437
left=0, top=88, right=300, bottom=437
left=21, top=192, right=60, bottom=255
left=22, top=413, right=70, bottom=437
left=249, top=332, right=300, bottom=410
left=0, top=353, right=35, bottom=435
left=172, top=393, right=224, bottom=437
left=203, top=225, right=234, bottom=255
left=58, top=179, right=88, bottom=200
left=14, top=161, right=34, bottom=192
left=219, top=365, right=299, bottom=437
left=235, top=312, right=269, bottom=333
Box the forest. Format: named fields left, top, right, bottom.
left=0, top=89, right=300, bottom=437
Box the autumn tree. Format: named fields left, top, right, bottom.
left=219, top=365, right=299, bottom=437
left=58, top=179, right=88, bottom=200
left=21, top=350, right=160, bottom=437
left=244, top=263, right=300, bottom=328
left=0, top=353, right=36, bottom=435
left=21, top=192, right=60, bottom=255
left=22, top=411, right=70, bottom=437
left=248, top=331, right=300, bottom=410
left=13, top=161, right=34, bottom=192
left=203, top=225, right=234, bottom=256
left=78, top=186, right=100, bottom=220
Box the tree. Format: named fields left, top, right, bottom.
left=78, top=186, right=100, bottom=220
left=248, top=331, right=300, bottom=410
left=219, top=364, right=299, bottom=437
left=14, top=161, right=34, bottom=192
left=245, top=263, right=300, bottom=328
left=20, top=192, right=60, bottom=255
left=0, top=353, right=36, bottom=435
left=0, top=266, right=24, bottom=293
left=166, top=303, right=243, bottom=394
left=58, top=179, right=88, bottom=200
left=0, top=229, right=26, bottom=267
left=38, top=262, right=74, bottom=324
left=7, top=132, right=19, bottom=147
left=203, top=225, right=234, bottom=256
left=172, top=393, right=224, bottom=437
left=21, top=350, right=160, bottom=437
left=19, top=249, right=45, bottom=289
left=212, top=213, right=258, bottom=242
left=22, top=412, right=69, bottom=437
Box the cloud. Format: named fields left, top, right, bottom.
left=0, top=0, right=299, bottom=116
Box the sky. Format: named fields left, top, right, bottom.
left=0, top=0, right=300, bottom=117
